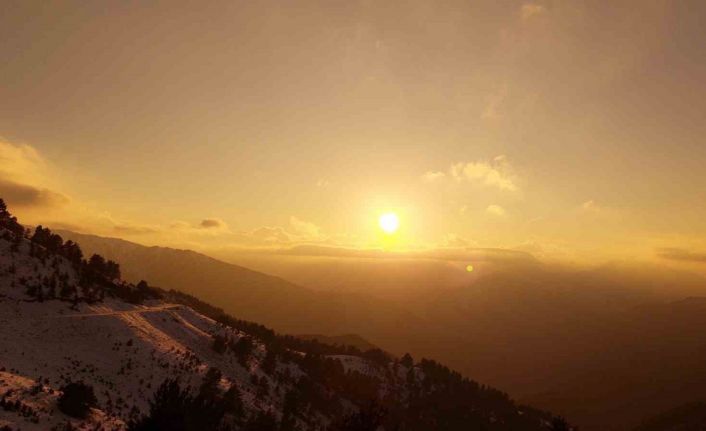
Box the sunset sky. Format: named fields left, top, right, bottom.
left=2, top=1, right=706, bottom=266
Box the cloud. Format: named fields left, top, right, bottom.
left=421, top=171, right=446, bottom=183
left=0, top=141, right=46, bottom=182
left=114, top=224, right=159, bottom=235
left=579, top=200, right=622, bottom=219
left=289, top=216, right=323, bottom=239
left=0, top=140, right=69, bottom=209
left=442, top=234, right=477, bottom=248
left=656, top=248, right=706, bottom=263
left=0, top=178, right=69, bottom=208
left=270, top=244, right=537, bottom=264
left=450, top=156, right=518, bottom=191
left=520, top=3, right=545, bottom=21
left=486, top=204, right=507, bottom=217
left=581, top=200, right=599, bottom=212
left=200, top=218, right=227, bottom=229
left=250, top=226, right=292, bottom=244
left=165, top=218, right=232, bottom=237
left=423, top=156, right=518, bottom=191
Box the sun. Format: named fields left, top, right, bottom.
left=379, top=212, right=400, bottom=234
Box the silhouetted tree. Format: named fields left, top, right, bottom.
left=130, top=379, right=193, bottom=431
left=243, top=410, right=278, bottom=431
left=130, top=376, right=240, bottom=431
left=58, top=382, right=98, bottom=418
left=198, top=367, right=222, bottom=400
left=59, top=282, right=74, bottom=299
left=105, top=260, right=121, bottom=280
left=88, top=254, right=106, bottom=276
left=223, top=383, right=244, bottom=419
left=212, top=334, right=227, bottom=354
left=232, top=336, right=254, bottom=367
left=62, top=240, right=83, bottom=266
left=279, top=390, right=301, bottom=431
left=0, top=199, right=25, bottom=239
left=261, top=348, right=277, bottom=374
left=335, top=402, right=387, bottom=431
left=400, top=353, right=414, bottom=368
left=550, top=417, right=571, bottom=431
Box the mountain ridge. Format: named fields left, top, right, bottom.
left=0, top=201, right=569, bottom=430
left=52, top=228, right=706, bottom=431
left=53, top=229, right=431, bottom=354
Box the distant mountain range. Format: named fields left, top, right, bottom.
left=55, top=229, right=429, bottom=351
left=53, top=229, right=706, bottom=431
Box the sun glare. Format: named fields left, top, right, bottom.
left=379, top=212, right=400, bottom=234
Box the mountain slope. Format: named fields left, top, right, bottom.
left=295, top=334, right=379, bottom=353
left=54, top=230, right=428, bottom=351
left=0, top=204, right=568, bottom=430
left=634, top=402, right=706, bottom=431
left=54, top=230, right=706, bottom=431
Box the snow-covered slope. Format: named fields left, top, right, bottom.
left=0, top=223, right=333, bottom=429
left=0, top=233, right=293, bottom=429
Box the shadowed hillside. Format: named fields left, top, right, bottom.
left=55, top=230, right=429, bottom=354
left=296, top=334, right=380, bottom=352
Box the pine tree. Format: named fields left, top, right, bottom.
left=223, top=384, right=244, bottom=419
left=232, top=336, right=254, bottom=367
left=550, top=417, right=571, bottom=431
left=243, top=410, right=278, bottom=431
left=261, top=349, right=277, bottom=374
left=58, top=382, right=98, bottom=419
left=212, top=334, right=227, bottom=354
left=198, top=368, right=222, bottom=400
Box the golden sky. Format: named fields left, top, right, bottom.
left=2, top=1, right=706, bottom=268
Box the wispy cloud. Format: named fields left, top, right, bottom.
left=421, top=171, right=446, bottom=183
left=267, top=244, right=536, bottom=264
left=486, top=204, right=507, bottom=217
left=200, top=218, right=228, bottom=229
left=0, top=141, right=69, bottom=209
left=581, top=200, right=600, bottom=212
left=520, top=3, right=545, bottom=21
left=579, top=200, right=623, bottom=219
left=423, top=156, right=518, bottom=191
left=288, top=216, right=323, bottom=239
left=249, top=226, right=292, bottom=244
left=114, top=223, right=159, bottom=235
left=451, top=156, right=518, bottom=191
left=657, top=248, right=706, bottom=263
left=0, top=178, right=69, bottom=208
left=441, top=233, right=477, bottom=248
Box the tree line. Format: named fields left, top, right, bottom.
left=0, top=198, right=161, bottom=305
